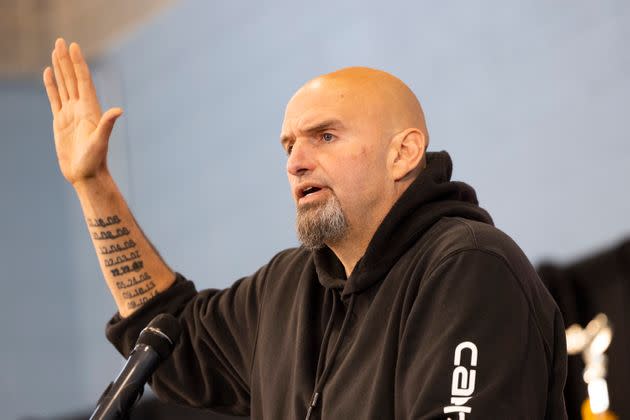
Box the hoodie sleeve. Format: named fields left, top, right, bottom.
left=396, top=249, right=567, bottom=419
left=105, top=268, right=268, bottom=416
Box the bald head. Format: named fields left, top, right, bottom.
left=287, top=66, right=429, bottom=151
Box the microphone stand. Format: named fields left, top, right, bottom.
left=89, top=314, right=181, bottom=420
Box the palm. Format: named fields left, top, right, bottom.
left=54, top=98, right=104, bottom=181
left=43, top=39, right=122, bottom=185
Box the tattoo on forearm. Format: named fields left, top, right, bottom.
left=99, top=240, right=137, bottom=255
left=115, top=272, right=152, bottom=289
left=88, top=214, right=160, bottom=310
left=88, top=215, right=121, bottom=228
left=104, top=250, right=141, bottom=267
left=110, top=260, right=144, bottom=277
left=126, top=291, right=159, bottom=310
left=121, top=280, right=156, bottom=299
left=92, top=227, right=130, bottom=241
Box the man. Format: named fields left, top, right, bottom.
left=44, top=38, right=568, bottom=419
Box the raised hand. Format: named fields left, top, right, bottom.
left=43, top=38, right=123, bottom=186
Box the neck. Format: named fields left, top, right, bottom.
left=328, top=176, right=419, bottom=277
left=327, top=240, right=368, bottom=278
left=327, top=211, right=385, bottom=277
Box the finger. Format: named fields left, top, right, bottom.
left=69, top=42, right=97, bottom=102
left=55, top=38, right=79, bottom=100
left=43, top=67, right=61, bottom=114
left=69, top=43, right=102, bottom=114
left=52, top=50, right=68, bottom=102
left=95, top=108, right=124, bottom=141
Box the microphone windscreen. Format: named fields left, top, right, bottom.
left=137, top=313, right=182, bottom=360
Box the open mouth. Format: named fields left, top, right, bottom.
left=302, top=186, right=322, bottom=197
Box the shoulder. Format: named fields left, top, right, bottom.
left=412, top=217, right=563, bottom=360
left=420, top=217, right=527, bottom=266
left=265, top=246, right=312, bottom=273
left=254, top=246, right=315, bottom=293
left=414, top=217, right=543, bottom=294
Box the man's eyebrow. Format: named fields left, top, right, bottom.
left=303, top=119, right=345, bottom=134
left=280, top=119, right=345, bottom=147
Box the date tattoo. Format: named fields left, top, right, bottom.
left=99, top=240, right=137, bottom=255
left=110, top=260, right=144, bottom=277
left=92, top=227, right=130, bottom=241
left=88, top=215, right=121, bottom=228
left=89, top=214, right=159, bottom=310
left=126, top=290, right=159, bottom=310
left=115, top=272, right=152, bottom=289
left=104, top=250, right=141, bottom=267
left=121, top=280, right=156, bottom=299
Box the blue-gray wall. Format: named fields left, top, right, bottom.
left=1, top=0, right=628, bottom=417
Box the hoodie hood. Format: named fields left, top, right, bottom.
left=314, top=151, right=493, bottom=297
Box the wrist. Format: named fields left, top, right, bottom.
left=72, top=170, right=115, bottom=195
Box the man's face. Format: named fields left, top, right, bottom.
left=280, top=78, right=393, bottom=249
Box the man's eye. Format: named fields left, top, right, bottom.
left=322, top=133, right=334, bottom=142
left=286, top=144, right=293, bottom=155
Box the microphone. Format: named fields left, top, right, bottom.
left=90, top=313, right=182, bottom=420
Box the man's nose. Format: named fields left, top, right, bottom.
left=286, top=139, right=315, bottom=176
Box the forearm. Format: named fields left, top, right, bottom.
left=74, top=172, right=175, bottom=317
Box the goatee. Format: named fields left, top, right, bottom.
left=296, top=195, right=348, bottom=250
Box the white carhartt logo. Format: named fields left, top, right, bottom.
left=443, top=341, right=478, bottom=420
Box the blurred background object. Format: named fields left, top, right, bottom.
left=1, top=0, right=629, bottom=418
left=539, top=239, right=630, bottom=419
left=0, top=0, right=174, bottom=79
left=565, top=314, right=617, bottom=419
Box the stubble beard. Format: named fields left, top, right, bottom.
left=296, top=194, right=348, bottom=250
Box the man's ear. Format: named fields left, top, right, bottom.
left=389, top=128, right=427, bottom=181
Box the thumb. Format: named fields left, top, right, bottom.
left=95, top=107, right=124, bottom=142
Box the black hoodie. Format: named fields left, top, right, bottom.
left=107, top=152, right=568, bottom=419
